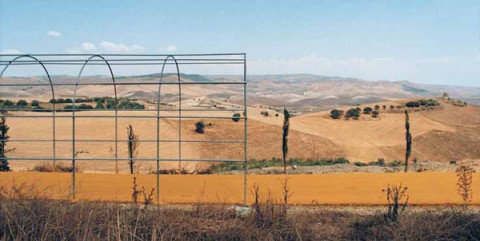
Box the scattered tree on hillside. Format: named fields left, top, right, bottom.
left=371, top=110, right=379, bottom=118
left=195, top=121, right=205, bottom=134
left=330, top=109, right=341, bottom=119
left=282, top=108, right=290, bottom=174
left=363, top=107, right=372, bottom=114
left=374, top=105, right=380, bottom=110
left=31, top=100, right=40, bottom=107
left=345, top=108, right=360, bottom=120
left=126, top=124, right=140, bottom=174
left=232, top=113, right=241, bottom=122
left=16, top=100, right=28, bottom=107
left=0, top=116, right=10, bottom=172
left=382, top=105, right=386, bottom=110
left=390, top=105, right=395, bottom=110
left=404, top=110, right=412, bottom=172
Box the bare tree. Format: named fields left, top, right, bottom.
left=282, top=108, right=290, bottom=174
left=126, top=124, right=140, bottom=174
left=404, top=110, right=412, bottom=172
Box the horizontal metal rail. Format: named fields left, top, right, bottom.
left=0, top=108, right=245, bottom=112
left=0, top=58, right=245, bottom=63
left=4, top=139, right=243, bottom=143
left=0, top=62, right=245, bottom=66
left=0, top=53, right=246, bottom=57
left=2, top=157, right=243, bottom=162
left=0, top=81, right=245, bottom=87
left=0, top=115, right=246, bottom=119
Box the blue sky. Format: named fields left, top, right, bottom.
left=1, top=0, right=480, bottom=86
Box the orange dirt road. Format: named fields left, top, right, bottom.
left=0, top=172, right=478, bottom=205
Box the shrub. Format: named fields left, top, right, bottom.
left=195, top=121, right=205, bottom=134
left=371, top=110, right=379, bottom=118
left=31, top=163, right=75, bottom=172
left=64, top=98, right=73, bottom=103
left=374, top=105, right=380, bottom=110
left=0, top=117, right=10, bottom=172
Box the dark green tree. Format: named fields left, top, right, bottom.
left=404, top=110, right=412, bottom=172
left=195, top=121, right=205, bottom=134
left=330, top=109, right=341, bottom=119
left=0, top=116, right=11, bottom=171
left=126, top=125, right=139, bottom=174
left=232, top=113, right=241, bottom=122
left=282, top=108, right=290, bottom=174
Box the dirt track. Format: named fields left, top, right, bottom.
left=1, top=172, right=479, bottom=205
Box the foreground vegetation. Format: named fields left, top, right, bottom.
left=1, top=193, right=480, bottom=240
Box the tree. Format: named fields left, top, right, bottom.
left=374, top=105, right=380, bottom=110
left=330, top=109, right=341, bottom=119
left=345, top=108, right=360, bottom=119
left=96, top=100, right=105, bottom=109
left=31, top=100, right=40, bottom=107
left=126, top=125, right=139, bottom=174
left=16, top=100, right=28, bottom=107
left=232, top=113, right=241, bottom=122
left=195, top=121, right=205, bottom=134
left=282, top=108, right=290, bottom=174
left=382, top=105, right=386, bottom=110
left=0, top=116, right=10, bottom=172
left=363, top=107, right=372, bottom=114
left=371, top=110, right=379, bottom=118
left=49, top=98, right=56, bottom=104
left=404, top=110, right=412, bottom=172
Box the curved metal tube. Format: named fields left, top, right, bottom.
left=72, top=54, right=118, bottom=199
left=155, top=55, right=182, bottom=203
left=0, top=55, right=57, bottom=167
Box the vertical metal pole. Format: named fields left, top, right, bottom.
left=178, top=70, right=182, bottom=171
left=115, top=107, right=118, bottom=174
left=243, top=53, right=248, bottom=206
left=72, top=104, right=76, bottom=200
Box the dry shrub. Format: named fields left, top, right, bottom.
left=31, top=162, right=77, bottom=173
left=456, top=163, right=475, bottom=206
left=383, top=183, right=409, bottom=222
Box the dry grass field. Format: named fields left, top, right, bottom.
left=4, top=101, right=480, bottom=173
left=1, top=171, right=479, bottom=205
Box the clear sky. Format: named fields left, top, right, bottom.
left=1, top=0, right=480, bottom=86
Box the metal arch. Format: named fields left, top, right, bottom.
left=155, top=55, right=182, bottom=203
left=72, top=54, right=119, bottom=199
left=0, top=55, right=57, bottom=168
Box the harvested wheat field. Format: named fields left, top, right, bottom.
left=1, top=172, right=479, bottom=205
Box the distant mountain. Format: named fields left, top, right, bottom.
left=2, top=73, right=479, bottom=113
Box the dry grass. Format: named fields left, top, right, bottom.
left=1, top=187, right=480, bottom=240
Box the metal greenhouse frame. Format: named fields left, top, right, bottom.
left=0, top=53, right=248, bottom=205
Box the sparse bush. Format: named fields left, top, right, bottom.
left=456, top=163, right=474, bottom=207
left=383, top=184, right=409, bottom=222
left=374, top=105, right=380, bottom=110
left=31, top=163, right=76, bottom=172
left=371, top=110, right=379, bottom=118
